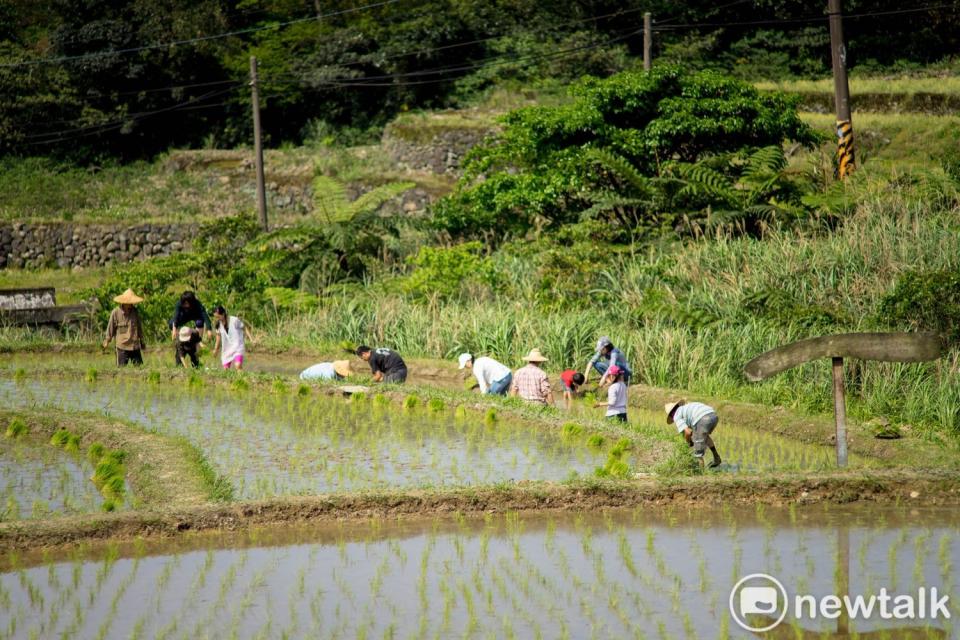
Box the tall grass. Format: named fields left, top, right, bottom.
left=270, top=182, right=960, bottom=435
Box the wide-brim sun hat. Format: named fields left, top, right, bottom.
left=664, top=401, right=684, bottom=424
left=333, top=360, right=353, bottom=377
left=113, top=288, right=144, bottom=305
left=458, top=353, right=473, bottom=369
left=178, top=326, right=194, bottom=342
left=522, top=348, right=548, bottom=363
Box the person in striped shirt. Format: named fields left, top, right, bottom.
left=665, top=400, right=722, bottom=468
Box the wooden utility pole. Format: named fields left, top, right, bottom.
left=643, top=12, right=652, bottom=70
left=250, top=55, right=268, bottom=231
left=831, top=357, right=849, bottom=467
left=828, top=0, right=855, bottom=178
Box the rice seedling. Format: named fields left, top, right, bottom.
left=350, top=391, right=367, bottom=403
left=586, top=434, right=605, bottom=448
left=427, top=398, right=445, bottom=413
left=187, top=371, right=203, bottom=388
left=272, top=378, right=288, bottom=394
left=49, top=428, right=71, bottom=447
left=101, top=499, right=117, bottom=512
left=64, top=433, right=81, bottom=454
left=4, top=418, right=27, bottom=439
left=231, top=376, right=249, bottom=391
left=402, top=394, right=419, bottom=410
left=296, top=383, right=311, bottom=397
left=484, top=408, right=497, bottom=424
left=146, top=370, right=161, bottom=384
left=12, top=368, right=26, bottom=382
left=84, top=368, right=97, bottom=383
left=86, top=442, right=105, bottom=463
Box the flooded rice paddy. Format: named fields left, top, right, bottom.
left=0, top=441, right=104, bottom=519
left=2, top=506, right=956, bottom=639
left=1, top=378, right=608, bottom=499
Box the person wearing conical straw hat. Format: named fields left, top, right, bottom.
left=510, top=348, right=554, bottom=405
left=299, top=360, right=353, bottom=381
left=665, top=399, right=722, bottom=468
left=102, top=289, right=146, bottom=366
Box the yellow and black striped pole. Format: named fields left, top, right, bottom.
left=836, top=119, right=855, bottom=178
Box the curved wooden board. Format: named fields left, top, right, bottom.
left=744, top=332, right=943, bottom=382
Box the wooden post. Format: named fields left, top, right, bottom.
left=828, top=0, right=855, bottom=178
left=643, top=12, right=652, bottom=71
left=831, top=356, right=848, bottom=467
left=250, top=55, right=268, bottom=231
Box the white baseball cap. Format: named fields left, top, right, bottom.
left=457, top=353, right=473, bottom=369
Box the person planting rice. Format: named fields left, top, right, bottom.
left=593, top=365, right=627, bottom=422
left=175, top=324, right=203, bottom=368
left=583, top=336, right=632, bottom=387
left=665, top=400, right=722, bottom=468
left=169, top=291, right=213, bottom=365
left=102, top=288, right=146, bottom=367
left=458, top=353, right=512, bottom=396
left=299, top=360, right=353, bottom=381
left=560, top=369, right=585, bottom=410
left=212, top=306, right=245, bottom=371
left=356, top=346, right=408, bottom=383
left=510, top=348, right=554, bottom=406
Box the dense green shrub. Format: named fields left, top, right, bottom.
left=434, top=67, right=817, bottom=238
left=878, top=268, right=960, bottom=343
left=401, top=242, right=496, bottom=300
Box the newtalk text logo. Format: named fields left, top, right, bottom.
left=729, top=573, right=952, bottom=633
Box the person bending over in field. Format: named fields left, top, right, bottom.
left=175, top=324, right=203, bottom=368
left=356, top=346, right=408, bottom=383
left=665, top=400, right=722, bottom=468
left=593, top=365, right=628, bottom=422
left=458, top=353, right=512, bottom=396
left=299, top=360, right=353, bottom=381
left=560, top=369, right=585, bottom=410
left=583, top=336, right=632, bottom=388
left=510, top=348, right=554, bottom=406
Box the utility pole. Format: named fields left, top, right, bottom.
left=643, top=12, right=652, bottom=71
left=249, top=55, right=268, bottom=231
left=828, top=0, right=854, bottom=178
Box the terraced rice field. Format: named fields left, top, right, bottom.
left=0, top=440, right=104, bottom=519
left=2, top=506, right=955, bottom=639
left=1, top=377, right=608, bottom=498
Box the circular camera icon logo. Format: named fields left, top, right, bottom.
left=729, top=573, right=789, bottom=633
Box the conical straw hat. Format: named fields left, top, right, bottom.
left=113, top=288, right=144, bottom=305
left=333, top=360, right=353, bottom=377
left=664, top=401, right=684, bottom=424
left=522, top=348, right=548, bottom=363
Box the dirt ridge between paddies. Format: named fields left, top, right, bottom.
left=2, top=470, right=960, bottom=551
left=0, top=409, right=223, bottom=509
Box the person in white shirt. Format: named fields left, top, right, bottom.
left=665, top=400, right=722, bottom=468
left=458, top=353, right=512, bottom=396
left=212, top=306, right=246, bottom=370
left=593, top=365, right=628, bottom=422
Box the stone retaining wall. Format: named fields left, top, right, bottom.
left=0, top=223, right=197, bottom=269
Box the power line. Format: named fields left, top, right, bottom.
left=0, top=0, right=404, bottom=69
left=656, top=2, right=958, bottom=29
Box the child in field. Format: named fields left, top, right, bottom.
left=665, top=400, right=722, bottom=468
left=176, top=323, right=203, bottom=368
left=560, top=369, right=585, bottom=410
left=593, top=365, right=627, bottom=422
left=213, top=306, right=246, bottom=370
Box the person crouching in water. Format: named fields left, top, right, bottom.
left=458, top=353, right=512, bottom=396
left=665, top=400, right=722, bottom=468
left=593, top=365, right=628, bottom=422
left=176, top=323, right=203, bottom=368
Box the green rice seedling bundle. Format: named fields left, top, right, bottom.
left=50, top=429, right=71, bottom=447
left=87, top=442, right=106, bottom=463
left=272, top=379, right=288, bottom=394
left=84, top=368, right=97, bottom=383
left=103, top=475, right=125, bottom=500
left=427, top=398, right=445, bottom=413
left=64, top=433, right=81, bottom=454
left=231, top=377, right=249, bottom=391
left=101, top=499, right=117, bottom=512
left=586, top=434, right=605, bottom=448
left=403, top=395, right=419, bottom=410
left=4, top=417, right=27, bottom=439
left=484, top=408, right=497, bottom=425
left=187, top=371, right=203, bottom=388
left=146, top=371, right=161, bottom=384
left=454, top=404, right=468, bottom=420
left=350, top=391, right=367, bottom=403
left=561, top=423, right=583, bottom=438
left=297, top=384, right=311, bottom=397
left=12, top=367, right=26, bottom=381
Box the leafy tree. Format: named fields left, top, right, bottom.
left=434, top=66, right=817, bottom=238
